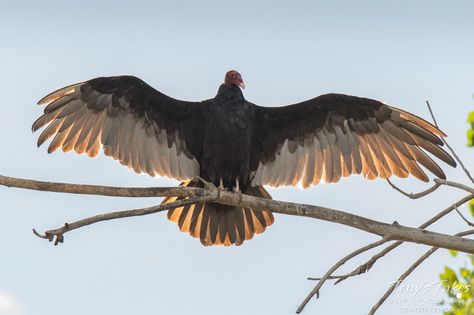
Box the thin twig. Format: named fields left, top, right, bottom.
left=454, top=207, right=474, bottom=227
left=434, top=178, right=474, bottom=194
left=369, top=229, right=474, bottom=314
left=386, top=179, right=441, bottom=199
left=298, top=195, right=474, bottom=312
left=296, top=238, right=389, bottom=313
left=32, top=196, right=214, bottom=245
left=426, top=100, right=474, bottom=184
left=324, top=194, right=474, bottom=284
left=303, top=194, right=474, bottom=314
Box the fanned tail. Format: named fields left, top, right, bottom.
left=163, top=179, right=274, bottom=246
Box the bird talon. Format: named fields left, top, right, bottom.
left=196, top=176, right=223, bottom=201
left=235, top=177, right=240, bottom=192
left=196, top=176, right=216, bottom=190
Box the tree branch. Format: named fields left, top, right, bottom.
left=3, top=173, right=474, bottom=314
left=454, top=207, right=474, bottom=227
left=32, top=196, right=214, bottom=245
left=336, top=194, right=474, bottom=281
left=434, top=178, right=474, bottom=194
left=297, top=238, right=389, bottom=313
left=426, top=100, right=474, bottom=184
left=0, top=174, right=203, bottom=198
left=1, top=174, right=473, bottom=253
left=369, top=229, right=474, bottom=314
left=386, top=179, right=441, bottom=199
left=301, top=194, right=474, bottom=313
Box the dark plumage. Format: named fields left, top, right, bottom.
left=33, top=70, right=456, bottom=246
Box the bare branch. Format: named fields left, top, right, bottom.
left=220, top=192, right=474, bottom=253
left=386, top=179, right=441, bottom=199
left=32, top=196, right=214, bottom=245
left=0, top=174, right=202, bottom=198
left=369, top=229, right=474, bottom=314
left=386, top=177, right=474, bottom=200
left=296, top=238, right=389, bottom=313
left=328, top=194, right=474, bottom=283
left=300, top=194, right=474, bottom=313
left=2, top=173, right=474, bottom=315
left=454, top=207, right=474, bottom=227
left=426, top=100, right=474, bottom=184
left=1, top=174, right=474, bottom=253
left=294, top=195, right=474, bottom=313
left=434, top=178, right=474, bottom=194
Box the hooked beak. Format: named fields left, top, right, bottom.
left=238, top=81, right=245, bottom=89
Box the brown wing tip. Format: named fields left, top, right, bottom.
left=37, top=82, right=83, bottom=105
left=391, top=106, right=447, bottom=137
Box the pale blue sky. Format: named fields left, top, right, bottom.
left=1, top=1, right=474, bottom=314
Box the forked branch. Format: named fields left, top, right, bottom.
left=1, top=174, right=473, bottom=254
left=32, top=196, right=214, bottom=245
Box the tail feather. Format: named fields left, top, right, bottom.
left=163, top=179, right=274, bottom=246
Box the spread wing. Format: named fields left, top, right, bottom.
left=33, top=75, right=204, bottom=180
left=251, top=93, right=456, bottom=188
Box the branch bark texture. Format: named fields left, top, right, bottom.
left=1, top=174, right=473, bottom=254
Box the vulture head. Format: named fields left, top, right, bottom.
left=224, top=70, right=245, bottom=89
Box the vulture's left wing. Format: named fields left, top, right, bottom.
left=33, top=76, right=204, bottom=180
left=251, top=93, right=456, bottom=188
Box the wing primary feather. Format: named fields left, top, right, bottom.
left=37, top=118, right=64, bottom=147
left=365, top=133, right=390, bottom=178
left=394, top=143, right=429, bottom=181
left=56, top=100, right=83, bottom=119
left=313, top=136, right=323, bottom=185
left=377, top=129, right=409, bottom=177
left=74, top=114, right=96, bottom=152
left=399, top=120, right=443, bottom=145
left=37, top=83, right=83, bottom=105
left=43, top=95, right=75, bottom=113
left=48, top=125, right=72, bottom=153
left=32, top=110, right=62, bottom=132
left=382, top=120, right=416, bottom=145
left=317, top=130, right=333, bottom=183
left=343, top=121, right=362, bottom=174
left=354, top=133, right=378, bottom=176
left=410, top=134, right=456, bottom=167
left=327, top=130, right=341, bottom=183
left=406, top=145, right=446, bottom=179
left=302, top=135, right=315, bottom=188
left=334, top=124, right=353, bottom=175
left=391, top=106, right=446, bottom=137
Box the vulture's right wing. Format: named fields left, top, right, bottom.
left=251, top=93, right=456, bottom=188
left=33, top=76, right=204, bottom=180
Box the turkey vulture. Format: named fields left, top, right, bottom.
left=32, top=70, right=456, bottom=246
